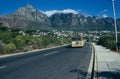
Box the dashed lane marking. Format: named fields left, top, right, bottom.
left=0, top=65, right=7, bottom=70
left=44, top=51, right=58, bottom=56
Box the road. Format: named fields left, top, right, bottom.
left=0, top=43, right=92, bottom=79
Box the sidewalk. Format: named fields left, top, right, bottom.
left=93, top=43, right=120, bottom=79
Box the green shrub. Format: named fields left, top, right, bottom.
left=0, top=27, right=70, bottom=54
left=5, top=42, right=16, bottom=53
left=97, top=34, right=115, bottom=50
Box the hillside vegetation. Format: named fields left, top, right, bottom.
left=97, top=34, right=120, bottom=51
left=0, top=27, right=70, bottom=54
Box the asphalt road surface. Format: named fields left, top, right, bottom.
left=0, top=43, right=92, bottom=79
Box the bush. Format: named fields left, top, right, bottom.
left=14, top=35, right=26, bottom=48
left=5, top=42, right=16, bottom=53
left=97, top=34, right=115, bottom=50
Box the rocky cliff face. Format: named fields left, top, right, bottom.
left=0, top=4, right=51, bottom=28
left=49, top=13, right=117, bottom=31
left=49, top=13, right=86, bottom=29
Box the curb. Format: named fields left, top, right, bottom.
left=0, top=44, right=69, bottom=59
left=92, top=43, right=98, bottom=79
left=90, top=43, right=97, bottom=79
left=86, top=43, right=96, bottom=79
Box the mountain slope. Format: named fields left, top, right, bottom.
left=49, top=13, right=88, bottom=31
left=50, top=13, right=117, bottom=31
left=0, top=4, right=52, bottom=30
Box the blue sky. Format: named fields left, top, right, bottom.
left=0, top=0, right=120, bottom=18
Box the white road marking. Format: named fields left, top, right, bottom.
left=0, top=65, right=7, bottom=69
left=44, top=51, right=58, bottom=56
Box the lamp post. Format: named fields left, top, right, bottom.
left=112, top=0, right=118, bottom=51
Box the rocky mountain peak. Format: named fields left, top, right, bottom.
left=26, top=4, right=34, bottom=9
left=1, top=4, right=48, bottom=21
left=16, top=4, right=35, bottom=15
left=0, top=4, right=51, bottom=28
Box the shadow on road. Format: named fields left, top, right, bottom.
left=70, top=69, right=87, bottom=79
left=97, top=70, right=120, bottom=79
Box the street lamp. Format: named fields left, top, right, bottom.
left=112, top=0, right=118, bottom=51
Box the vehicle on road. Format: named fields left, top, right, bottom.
left=71, top=34, right=85, bottom=47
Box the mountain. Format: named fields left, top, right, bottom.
left=0, top=4, right=52, bottom=30
left=49, top=13, right=117, bottom=31
left=117, top=18, right=120, bottom=30
left=49, top=13, right=87, bottom=31
left=0, top=4, right=120, bottom=32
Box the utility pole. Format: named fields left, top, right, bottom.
left=112, top=0, right=118, bottom=51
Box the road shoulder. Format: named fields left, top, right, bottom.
left=0, top=44, right=69, bottom=59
